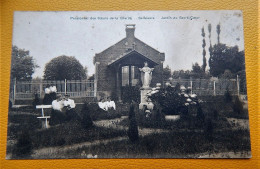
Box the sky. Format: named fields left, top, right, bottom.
left=12, top=10, right=244, bottom=78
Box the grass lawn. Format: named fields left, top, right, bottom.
left=6, top=109, right=127, bottom=158
left=6, top=95, right=250, bottom=159
left=66, top=128, right=251, bottom=158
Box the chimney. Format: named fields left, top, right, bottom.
left=125, top=24, right=135, bottom=38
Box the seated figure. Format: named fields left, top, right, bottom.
left=63, top=94, right=76, bottom=109
left=98, top=98, right=108, bottom=111
left=50, top=94, right=66, bottom=125
left=63, top=94, right=79, bottom=121
left=106, top=97, right=116, bottom=111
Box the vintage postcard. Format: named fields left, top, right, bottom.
left=6, top=10, right=251, bottom=159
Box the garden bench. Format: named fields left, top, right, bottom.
left=36, top=105, right=52, bottom=129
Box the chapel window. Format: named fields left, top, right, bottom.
left=131, top=66, right=139, bottom=86
left=122, top=66, right=129, bottom=86
left=121, top=66, right=139, bottom=87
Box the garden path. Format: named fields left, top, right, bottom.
left=94, top=116, right=169, bottom=136
left=32, top=116, right=169, bottom=158
left=31, top=136, right=128, bottom=158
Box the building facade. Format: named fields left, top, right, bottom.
left=93, top=24, right=165, bottom=101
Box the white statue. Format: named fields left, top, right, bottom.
left=139, top=62, right=154, bottom=88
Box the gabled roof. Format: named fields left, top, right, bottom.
left=108, top=50, right=158, bottom=67
left=94, top=25, right=165, bottom=64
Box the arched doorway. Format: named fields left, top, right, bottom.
left=108, top=50, right=158, bottom=102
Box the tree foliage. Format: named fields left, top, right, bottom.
left=208, top=44, right=245, bottom=77
left=148, top=85, right=186, bottom=115
left=201, top=27, right=207, bottom=72
left=192, top=63, right=203, bottom=74
left=11, top=46, right=39, bottom=80
left=172, top=69, right=210, bottom=79
left=191, top=62, right=207, bottom=79
left=163, top=65, right=172, bottom=80
left=216, top=23, right=221, bottom=44
left=43, top=55, right=87, bottom=80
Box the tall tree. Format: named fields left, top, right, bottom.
left=208, top=44, right=245, bottom=77
left=216, top=23, right=221, bottom=44
left=11, top=46, right=39, bottom=80
left=201, top=27, right=207, bottom=72
left=163, top=65, right=172, bottom=80
left=208, top=24, right=213, bottom=57
left=43, top=55, right=87, bottom=80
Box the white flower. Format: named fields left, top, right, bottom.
left=184, top=94, right=189, bottom=98
left=187, top=98, right=192, bottom=102
left=87, top=154, right=98, bottom=158
left=156, top=87, right=161, bottom=90
left=190, top=94, right=197, bottom=98
left=185, top=103, right=189, bottom=106
left=156, top=83, right=161, bottom=87
left=191, top=102, right=197, bottom=105
left=50, top=86, right=57, bottom=93
left=81, top=151, right=86, bottom=157
left=151, top=91, right=157, bottom=94
left=198, top=99, right=203, bottom=103
left=180, top=85, right=186, bottom=90
left=165, top=82, right=171, bottom=86
left=152, top=87, right=157, bottom=91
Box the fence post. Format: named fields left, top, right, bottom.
left=190, top=80, right=193, bottom=94
left=237, top=75, right=240, bottom=96
left=213, top=80, right=216, bottom=96
left=39, top=79, right=43, bottom=98
left=94, top=79, right=97, bottom=97
left=13, top=78, right=16, bottom=105
left=65, top=79, right=67, bottom=95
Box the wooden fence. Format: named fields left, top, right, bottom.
left=9, top=77, right=246, bottom=103
left=163, top=76, right=246, bottom=96
left=10, top=79, right=95, bottom=101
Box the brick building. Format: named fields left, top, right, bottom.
left=93, top=24, right=165, bottom=101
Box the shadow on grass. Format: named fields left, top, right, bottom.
left=68, top=128, right=251, bottom=158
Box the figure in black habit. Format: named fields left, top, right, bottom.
left=43, top=84, right=52, bottom=104
left=43, top=84, right=57, bottom=105
left=49, top=85, right=57, bottom=102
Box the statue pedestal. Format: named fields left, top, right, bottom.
left=139, top=87, right=153, bottom=110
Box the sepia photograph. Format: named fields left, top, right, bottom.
left=6, top=10, right=251, bottom=159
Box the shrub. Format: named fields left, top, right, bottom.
left=149, top=86, right=186, bottom=115
left=204, top=119, right=213, bottom=141
left=128, top=102, right=139, bottom=143
left=196, top=105, right=205, bottom=123
left=213, top=110, right=219, bottom=120
left=233, top=96, right=244, bottom=114
left=12, top=131, right=33, bottom=159
left=153, top=103, right=165, bottom=127
left=121, top=86, right=140, bottom=103
left=224, top=89, right=232, bottom=103
left=80, top=103, right=93, bottom=128
left=32, top=93, right=40, bottom=109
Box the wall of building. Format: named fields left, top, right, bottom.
left=93, top=26, right=165, bottom=99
